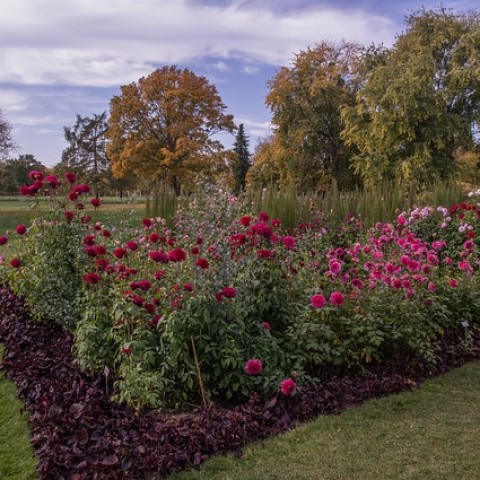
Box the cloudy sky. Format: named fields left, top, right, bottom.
left=0, top=0, right=477, bottom=167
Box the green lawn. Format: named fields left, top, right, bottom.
left=0, top=196, right=145, bottom=232
left=0, top=345, right=38, bottom=480
left=170, top=361, right=480, bottom=480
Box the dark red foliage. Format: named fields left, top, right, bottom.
left=1, top=287, right=480, bottom=479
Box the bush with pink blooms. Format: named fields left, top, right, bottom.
left=2, top=173, right=480, bottom=411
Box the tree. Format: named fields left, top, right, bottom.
left=0, top=108, right=16, bottom=161
left=341, top=8, right=480, bottom=186
left=231, top=124, right=251, bottom=193
left=246, top=136, right=286, bottom=189
left=60, top=112, right=109, bottom=196
left=0, top=154, right=45, bottom=194
left=266, top=41, right=363, bottom=191
left=107, top=66, right=235, bottom=195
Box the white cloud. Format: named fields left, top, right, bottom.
left=0, top=0, right=396, bottom=87
left=0, top=91, right=29, bottom=112
left=242, top=65, right=260, bottom=75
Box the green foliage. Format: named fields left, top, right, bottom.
left=231, top=124, right=251, bottom=194
left=0, top=155, right=45, bottom=195
left=266, top=41, right=363, bottom=191
left=7, top=209, right=86, bottom=330
left=342, top=7, right=480, bottom=186
left=59, top=112, right=110, bottom=196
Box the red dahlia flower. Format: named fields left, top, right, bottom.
left=244, top=358, right=263, bottom=375
left=310, top=294, right=326, bottom=309
left=15, top=224, right=27, bottom=235
left=280, top=378, right=297, bottom=395
left=65, top=172, right=77, bottom=183
left=10, top=258, right=21, bottom=268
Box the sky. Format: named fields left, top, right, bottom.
left=0, top=0, right=478, bottom=167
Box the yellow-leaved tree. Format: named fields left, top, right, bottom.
left=107, top=66, right=236, bottom=194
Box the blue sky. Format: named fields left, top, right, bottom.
left=0, top=0, right=477, bottom=167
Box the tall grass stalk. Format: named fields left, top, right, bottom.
left=145, top=177, right=466, bottom=230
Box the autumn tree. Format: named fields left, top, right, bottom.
left=0, top=108, right=16, bottom=161
left=341, top=8, right=480, bottom=186
left=107, top=66, right=235, bottom=194
left=231, top=124, right=251, bottom=193
left=266, top=41, right=363, bottom=191
left=60, top=112, right=109, bottom=196
left=247, top=136, right=287, bottom=189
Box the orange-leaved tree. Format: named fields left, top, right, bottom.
left=107, top=66, right=236, bottom=194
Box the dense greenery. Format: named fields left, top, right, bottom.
left=249, top=7, right=480, bottom=192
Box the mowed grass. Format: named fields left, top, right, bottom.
left=0, top=345, right=38, bottom=480
left=171, top=361, right=480, bottom=480
left=0, top=196, right=146, bottom=232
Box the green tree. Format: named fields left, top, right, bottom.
left=231, top=124, right=251, bottom=193
left=107, top=66, right=235, bottom=195
left=0, top=154, right=45, bottom=194
left=266, top=40, right=363, bottom=191
left=341, top=8, right=480, bottom=186
left=60, top=112, right=109, bottom=196
left=0, top=108, right=16, bottom=161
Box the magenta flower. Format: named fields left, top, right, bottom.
left=329, top=291, right=344, bottom=306
left=310, top=294, right=326, bottom=309
left=113, top=247, right=126, bottom=259
left=244, top=359, right=263, bottom=375
left=90, top=197, right=101, bottom=208
left=282, top=236, right=296, bottom=250
left=28, top=170, right=44, bottom=181
left=167, top=247, right=186, bottom=262
left=221, top=287, right=237, bottom=298
left=195, top=257, right=209, bottom=270
left=84, top=272, right=100, bottom=285
left=261, top=322, right=271, bottom=330
left=0, top=236, right=8, bottom=246
left=280, top=378, right=297, bottom=395
left=10, top=258, right=21, bottom=268
left=458, top=261, right=473, bottom=273
left=258, top=211, right=269, bottom=222
left=239, top=215, right=252, bottom=227
left=329, top=260, right=342, bottom=274
left=148, top=250, right=168, bottom=263
left=65, top=172, right=77, bottom=183
left=15, top=224, right=27, bottom=235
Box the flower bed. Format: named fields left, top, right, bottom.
left=3, top=171, right=480, bottom=477
left=2, top=287, right=480, bottom=479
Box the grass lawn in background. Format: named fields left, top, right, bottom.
left=0, top=196, right=146, bottom=232
left=0, top=345, right=38, bottom=480
left=171, top=361, right=480, bottom=480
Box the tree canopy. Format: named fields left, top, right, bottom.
left=231, top=124, right=251, bottom=193
left=341, top=7, right=480, bottom=186
left=107, top=66, right=235, bottom=194
left=266, top=40, right=363, bottom=191
left=59, top=112, right=109, bottom=196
